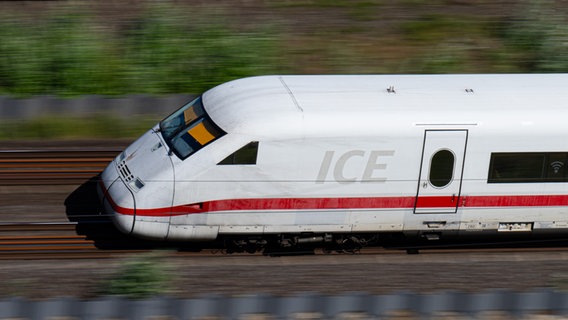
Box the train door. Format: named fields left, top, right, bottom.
left=414, top=130, right=468, bottom=214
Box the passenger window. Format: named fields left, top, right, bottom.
left=218, top=142, right=259, bottom=165
left=429, top=150, right=454, bottom=188
left=488, top=152, right=568, bottom=183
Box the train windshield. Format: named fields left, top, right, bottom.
left=159, top=97, right=225, bottom=160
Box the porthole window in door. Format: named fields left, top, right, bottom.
left=429, top=150, right=455, bottom=188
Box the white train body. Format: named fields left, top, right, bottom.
left=98, top=74, right=568, bottom=245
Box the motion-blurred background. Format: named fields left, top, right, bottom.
left=1, top=0, right=567, bottom=139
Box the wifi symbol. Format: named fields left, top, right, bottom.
left=551, top=161, right=564, bottom=174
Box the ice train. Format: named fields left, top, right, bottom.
left=98, top=74, right=568, bottom=252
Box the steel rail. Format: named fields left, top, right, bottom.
left=0, top=150, right=120, bottom=185
left=0, top=222, right=152, bottom=259
left=0, top=223, right=77, bottom=232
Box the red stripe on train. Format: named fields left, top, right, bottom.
left=107, top=194, right=568, bottom=217
left=465, top=195, right=568, bottom=207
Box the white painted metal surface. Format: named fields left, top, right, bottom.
left=98, top=74, right=568, bottom=241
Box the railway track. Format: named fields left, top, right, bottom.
left=5, top=222, right=568, bottom=260
left=4, top=146, right=568, bottom=259
left=0, top=222, right=258, bottom=259
left=0, top=149, right=120, bottom=185
left=0, top=223, right=150, bottom=260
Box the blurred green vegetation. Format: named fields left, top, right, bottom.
left=0, top=0, right=567, bottom=138
left=98, top=253, right=171, bottom=299
left=0, top=5, right=279, bottom=97
left=1, top=0, right=567, bottom=98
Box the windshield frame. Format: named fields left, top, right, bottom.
left=159, top=96, right=226, bottom=160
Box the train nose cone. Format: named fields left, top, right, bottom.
left=99, top=167, right=136, bottom=234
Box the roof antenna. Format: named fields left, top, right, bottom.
left=387, top=86, right=396, bottom=93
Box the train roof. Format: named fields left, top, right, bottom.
left=202, top=74, right=568, bottom=139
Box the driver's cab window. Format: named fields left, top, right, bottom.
left=159, top=97, right=225, bottom=160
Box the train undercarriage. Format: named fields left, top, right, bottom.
left=222, top=233, right=380, bottom=255
left=214, top=230, right=568, bottom=255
